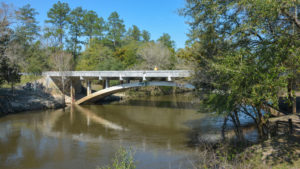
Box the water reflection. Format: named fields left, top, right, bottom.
left=75, top=105, right=126, bottom=131
left=0, top=95, right=256, bottom=169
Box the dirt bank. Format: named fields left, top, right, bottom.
left=0, top=87, right=63, bottom=116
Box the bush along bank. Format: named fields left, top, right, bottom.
left=125, top=86, right=193, bottom=97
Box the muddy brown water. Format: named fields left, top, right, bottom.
left=0, top=95, right=257, bottom=169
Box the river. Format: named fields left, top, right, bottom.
left=0, top=94, right=257, bottom=169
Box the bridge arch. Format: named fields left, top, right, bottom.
left=76, top=81, right=194, bottom=105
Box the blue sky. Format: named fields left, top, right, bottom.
left=3, top=0, right=189, bottom=49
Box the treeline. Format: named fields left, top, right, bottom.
left=181, top=0, right=300, bottom=139
left=0, top=1, right=188, bottom=87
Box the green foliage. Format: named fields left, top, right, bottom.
left=76, top=39, right=125, bottom=70
left=98, top=147, right=136, bottom=169
left=83, top=10, right=106, bottom=40
left=107, top=12, right=126, bottom=48
left=157, top=33, right=175, bottom=49
left=141, top=30, right=150, bottom=42
left=126, top=25, right=141, bottom=41
left=24, top=41, right=48, bottom=74
left=67, top=7, right=85, bottom=61
left=97, top=57, right=125, bottom=70
left=114, top=41, right=140, bottom=68
left=45, top=1, right=70, bottom=44
left=13, top=4, right=47, bottom=74
left=15, top=4, right=40, bottom=43
left=0, top=57, right=21, bottom=87
left=1, top=1, right=184, bottom=92
left=181, top=0, right=300, bottom=136
left=0, top=4, right=11, bottom=86
left=0, top=3, right=21, bottom=88
left=1, top=75, right=41, bottom=89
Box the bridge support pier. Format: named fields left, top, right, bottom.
left=70, top=81, right=75, bottom=104
left=75, top=81, right=195, bottom=105
left=87, top=80, right=92, bottom=96
left=105, top=79, right=110, bottom=89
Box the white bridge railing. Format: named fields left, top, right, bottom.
left=42, top=70, right=191, bottom=79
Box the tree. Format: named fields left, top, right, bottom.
left=157, top=33, right=175, bottom=49
left=14, top=4, right=42, bottom=73
left=126, top=25, right=141, bottom=41
left=141, top=30, right=150, bottom=42
left=137, top=42, right=171, bottom=70
left=51, top=50, right=72, bottom=107
left=157, top=33, right=176, bottom=69
left=15, top=4, right=40, bottom=43
left=67, top=7, right=85, bottom=62
left=0, top=2, right=21, bottom=91
left=1, top=59, right=21, bottom=93
left=46, top=1, right=70, bottom=46
left=83, top=10, right=105, bottom=41
left=114, top=41, right=140, bottom=68
left=25, top=41, right=49, bottom=74
left=181, top=0, right=300, bottom=138
left=106, top=11, right=125, bottom=48
left=76, top=38, right=123, bottom=70
left=0, top=57, right=6, bottom=85
left=0, top=3, right=13, bottom=81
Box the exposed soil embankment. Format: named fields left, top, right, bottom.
left=0, top=88, right=63, bottom=116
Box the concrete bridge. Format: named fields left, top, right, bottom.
left=42, top=70, right=194, bottom=105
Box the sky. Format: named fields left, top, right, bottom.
left=3, top=0, right=190, bottom=49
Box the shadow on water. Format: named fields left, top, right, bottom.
left=184, top=111, right=259, bottom=147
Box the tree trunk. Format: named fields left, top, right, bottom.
left=221, top=116, right=228, bottom=141
left=230, top=111, right=244, bottom=141
left=287, top=78, right=296, bottom=114
left=11, top=82, right=14, bottom=95
left=257, top=122, right=264, bottom=139
left=292, top=97, right=297, bottom=114
left=256, top=107, right=266, bottom=139
left=234, top=110, right=244, bottom=141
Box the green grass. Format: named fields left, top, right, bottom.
left=1, top=75, right=42, bottom=88
left=97, top=147, right=136, bottom=169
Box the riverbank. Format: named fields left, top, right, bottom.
left=223, top=135, right=300, bottom=169
left=188, top=113, right=300, bottom=168
left=0, top=88, right=63, bottom=116
left=125, top=85, right=193, bottom=97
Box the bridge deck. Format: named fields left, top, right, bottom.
left=42, top=70, right=191, bottom=79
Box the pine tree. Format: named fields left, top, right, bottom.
left=46, top=1, right=70, bottom=46
left=107, top=11, right=125, bottom=48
